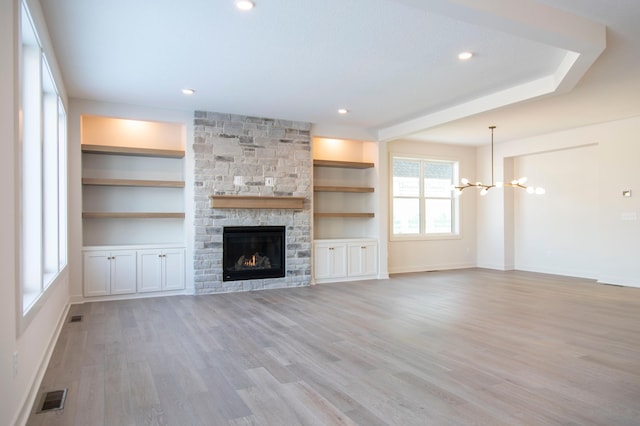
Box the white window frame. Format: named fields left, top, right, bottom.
left=18, top=1, right=68, bottom=325
left=390, top=153, right=460, bottom=241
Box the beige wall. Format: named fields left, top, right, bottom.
left=386, top=140, right=477, bottom=273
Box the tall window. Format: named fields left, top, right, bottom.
left=392, top=156, right=458, bottom=237
left=20, top=2, right=68, bottom=314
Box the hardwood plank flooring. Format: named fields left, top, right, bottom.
left=27, top=269, right=640, bottom=425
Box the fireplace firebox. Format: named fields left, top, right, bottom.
left=222, top=226, right=285, bottom=281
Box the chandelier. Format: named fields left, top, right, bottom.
left=454, top=126, right=545, bottom=196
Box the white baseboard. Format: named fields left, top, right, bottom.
left=14, top=301, right=70, bottom=426
left=388, top=262, right=475, bottom=275
left=597, top=276, right=640, bottom=288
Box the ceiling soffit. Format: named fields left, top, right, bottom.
left=378, top=0, right=606, bottom=141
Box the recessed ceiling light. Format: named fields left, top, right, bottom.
left=236, top=0, right=254, bottom=11
left=182, top=88, right=195, bottom=95
left=337, top=108, right=349, bottom=115
left=458, top=51, right=473, bottom=61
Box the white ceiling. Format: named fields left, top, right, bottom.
left=39, top=0, right=640, bottom=145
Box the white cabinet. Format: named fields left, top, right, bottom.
left=83, top=245, right=185, bottom=298
left=314, top=242, right=347, bottom=281
left=314, top=239, right=378, bottom=283
left=348, top=241, right=378, bottom=277
left=137, top=248, right=185, bottom=292
left=83, top=250, right=136, bottom=297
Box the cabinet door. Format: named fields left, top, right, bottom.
left=332, top=244, right=348, bottom=278
left=111, top=250, right=137, bottom=294
left=163, top=249, right=185, bottom=291
left=314, top=243, right=347, bottom=280
left=314, top=244, right=333, bottom=280
left=348, top=242, right=378, bottom=277
left=137, top=249, right=163, bottom=293
left=83, top=251, right=111, bottom=297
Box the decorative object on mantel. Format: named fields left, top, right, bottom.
left=454, top=126, right=545, bottom=196
left=209, top=195, right=305, bottom=210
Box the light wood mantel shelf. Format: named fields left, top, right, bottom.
left=209, top=195, right=306, bottom=210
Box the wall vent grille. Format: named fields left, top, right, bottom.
left=37, top=389, right=67, bottom=413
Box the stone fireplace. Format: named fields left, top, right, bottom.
left=193, top=111, right=312, bottom=294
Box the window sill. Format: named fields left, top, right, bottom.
left=390, top=233, right=462, bottom=242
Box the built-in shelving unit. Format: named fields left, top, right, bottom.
left=312, top=137, right=380, bottom=282
left=81, top=115, right=186, bottom=247
left=81, top=115, right=187, bottom=299
left=313, top=159, right=375, bottom=219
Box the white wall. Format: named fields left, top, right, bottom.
left=1, top=1, right=71, bottom=424
left=514, top=145, right=599, bottom=278
left=386, top=140, right=477, bottom=273
left=477, top=115, right=640, bottom=287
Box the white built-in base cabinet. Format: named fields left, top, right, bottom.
left=137, top=248, right=186, bottom=292
left=83, top=250, right=137, bottom=297
left=314, top=239, right=378, bottom=283
left=83, top=245, right=185, bottom=298
left=314, top=241, right=348, bottom=281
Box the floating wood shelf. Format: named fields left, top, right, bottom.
left=82, top=212, right=185, bottom=219
left=81, top=144, right=185, bottom=158
left=82, top=178, right=185, bottom=188
left=313, top=159, right=374, bottom=169
left=314, top=212, right=375, bottom=218
left=314, top=186, right=374, bottom=193
left=209, top=195, right=305, bottom=210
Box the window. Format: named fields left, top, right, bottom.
left=392, top=156, right=458, bottom=237
left=20, top=2, right=67, bottom=315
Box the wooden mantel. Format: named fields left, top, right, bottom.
left=209, top=195, right=305, bottom=210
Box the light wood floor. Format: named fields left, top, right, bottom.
left=27, top=269, right=640, bottom=425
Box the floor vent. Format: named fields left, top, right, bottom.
left=70, top=315, right=83, bottom=323
left=37, top=389, right=67, bottom=413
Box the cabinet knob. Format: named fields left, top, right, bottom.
left=361, top=246, right=366, bottom=249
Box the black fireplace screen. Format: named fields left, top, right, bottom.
left=222, top=226, right=285, bottom=281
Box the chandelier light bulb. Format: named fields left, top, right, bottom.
left=461, top=178, right=469, bottom=185
left=526, top=186, right=535, bottom=194
left=535, top=187, right=546, bottom=195
left=518, top=177, right=528, bottom=185
left=480, top=187, right=489, bottom=196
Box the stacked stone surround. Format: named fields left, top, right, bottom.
left=193, top=111, right=312, bottom=294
